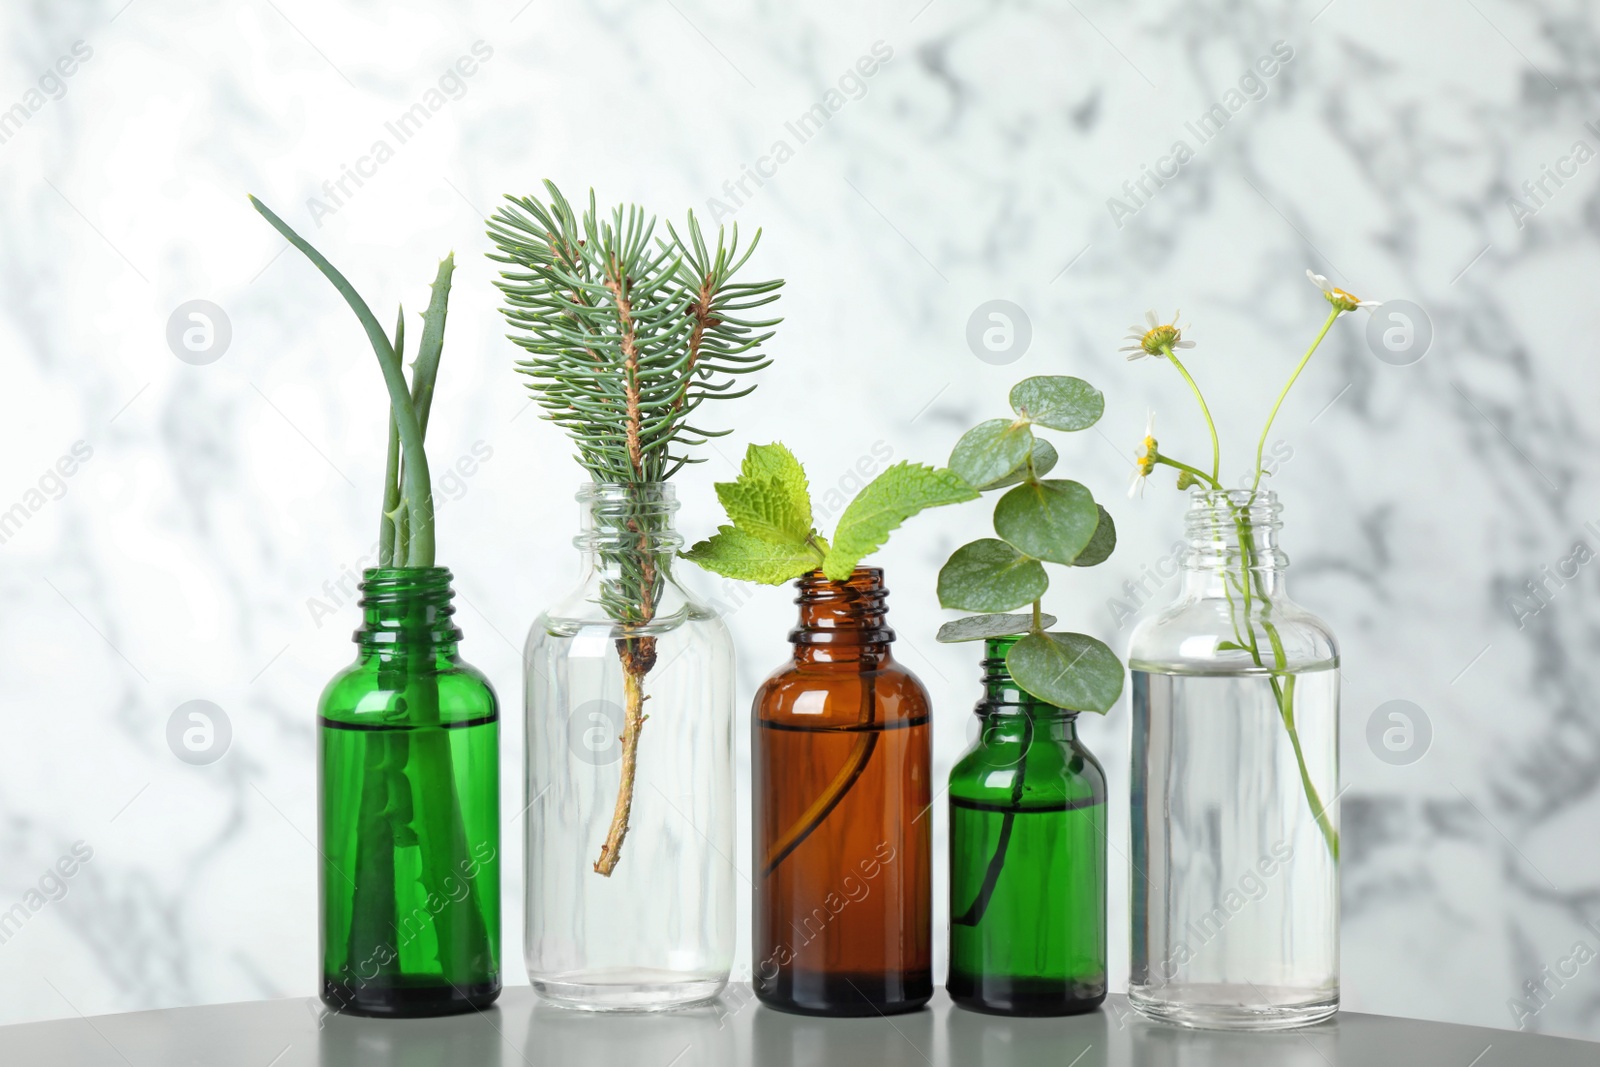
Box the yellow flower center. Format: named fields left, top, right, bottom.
left=1323, top=287, right=1363, bottom=312
left=1136, top=436, right=1158, bottom=475
left=1140, top=324, right=1182, bottom=356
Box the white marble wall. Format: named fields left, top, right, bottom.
left=3, top=0, right=1598, bottom=1043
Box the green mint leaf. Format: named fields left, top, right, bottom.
left=822, top=462, right=978, bottom=580
left=714, top=442, right=814, bottom=544
left=936, top=612, right=1057, bottom=643
left=937, top=538, right=1048, bottom=613
left=682, top=526, right=821, bottom=585
left=1071, top=505, right=1116, bottom=567
left=949, top=419, right=1034, bottom=489
left=971, top=437, right=1058, bottom=492
left=1006, top=631, right=1125, bottom=713
left=993, top=479, right=1100, bottom=565
left=1009, top=376, right=1105, bottom=431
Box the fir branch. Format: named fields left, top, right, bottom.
left=488, top=182, right=783, bottom=875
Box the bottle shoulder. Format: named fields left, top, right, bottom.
left=753, top=653, right=929, bottom=727
left=949, top=730, right=1105, bottom=807
left=1127, top=593, right=1339, bottom=673
left=318, top=652, right=498, bottom=726
left=528, top=598, right=730, bottom=649
left=535, top=565, right=723, bottom=630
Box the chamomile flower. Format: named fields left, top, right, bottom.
left=1128, top=411, right=1158, bottom=498
left=1306, top=270, right=1378, bottom=313
left=1121, top=310, right=1196, bottom=361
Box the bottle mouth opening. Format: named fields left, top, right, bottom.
left=795, top=567, right=885, bottom=597
left=577, top=481, right=679, bottom=508
left=358, top=566, right=454, bottom=601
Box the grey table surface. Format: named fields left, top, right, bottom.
left=1, top=986, right=1593, bottom=1067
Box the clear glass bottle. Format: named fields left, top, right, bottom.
left=524, top=483, right=735, bottom=1011
left=1127, top=490, right=1340, bottom=1030
left=947, top=636, right=1107, bottom=1016
left=753, top=568, right=933, bottom=1017
left=318, top=567, right=501, bottom=1018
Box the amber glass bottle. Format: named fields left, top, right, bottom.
left=752, top=568, right=932, bottom=1017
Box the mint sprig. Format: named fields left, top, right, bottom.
left=684, top=443, right=976, bottom=585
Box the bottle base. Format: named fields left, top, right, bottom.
left=756, top=969, right=933, bottom=1017
left=946, top=972, right=1105, bottom=1017
left=321, top=976, right=500, bottom=1019
left=1128, top=983, right=1337, bottom=1030
left=530, top=968, right=728, bottom=1012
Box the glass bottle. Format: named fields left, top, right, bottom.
left=318, top=567, right=501, bottom=1017
left=753, top=567, right=932, bottom=1017
left=524, top=483, right=735, bottom=1011
left=1127, top=489, right=1340, bottom=1029
left=947, top=636, right=1107, bottom=1016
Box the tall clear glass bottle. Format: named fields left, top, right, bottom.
left=524, top=483, right=735, bottom=1011
left=753, top=568, right=933, bottom=1017
left=319, top=567, right=501, bottom=1017
left=1127, top=490, right=1340, bottom=1030
left=948, top=636, right=1107, bottom=1016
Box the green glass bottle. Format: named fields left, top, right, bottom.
left=318, top=567, right=500, bottom=1017
left=947, top=636, right=1107, bottom=1016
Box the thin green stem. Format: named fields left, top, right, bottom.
left=1154, top=455, right=1220, bottom=490
left=1229, top=504, right=1339, bottom=860
left=1161, top=344, right=1219, bottom=483
left=1251, top=308, right=1340, bottom=492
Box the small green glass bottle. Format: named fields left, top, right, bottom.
left=947, top=636, right=1107, bottom=1016
left=318, top=567, right=500, bottom=1017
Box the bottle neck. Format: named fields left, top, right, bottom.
left=576, top=479, right=681, bottom=604
left=1181, top=489, right=1288, bottom=600
left=354, top=567, right=461, bottom=656
left=976, top=636, right=1076, bottom=736
left=790, top=568, right=893, bottom=666
left=575, top=481, right=683, bottom=572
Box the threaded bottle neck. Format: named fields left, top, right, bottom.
left=355, top=567, right=460, bottom=650
left=791, top=568, right=892, bottom=662
left=1184, top=489, right=1287, bottom=574
left=575, top=482, right=683, bottom=556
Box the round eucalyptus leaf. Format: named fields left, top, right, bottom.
left=973, top=437, right=1058, bottom=492
left=1009, top=376, right=1105, bottom=431
left=937, top=538, right=1049, bottom=613
left=1006, top=631, right=1125, bottom=713
left=1072, top=505, right=1116, bottom=567
left=936, top=612, right=1057, bottom=643
left=993, top=479, right=1099, bottom=565
left=949, top=419, right=1034, bottom=490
